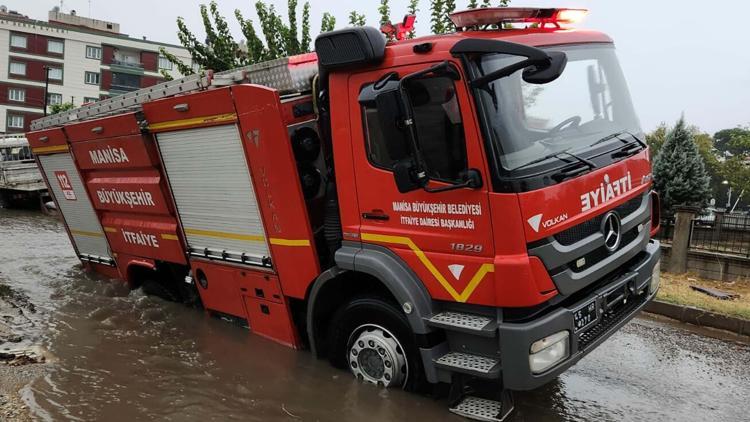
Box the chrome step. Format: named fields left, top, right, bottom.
left=450, top=396, right=513, bottom=422
left=434, top=352, right=500, bottom=378
left=427, top=312, right=496, bottom=337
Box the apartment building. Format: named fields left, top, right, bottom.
left=0, top=7, right=193, bottom=133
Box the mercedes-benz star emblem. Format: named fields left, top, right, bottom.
left=601, top=212, right=622, bottom=253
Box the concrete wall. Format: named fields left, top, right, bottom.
left=661, top=245, right=750, bottom=281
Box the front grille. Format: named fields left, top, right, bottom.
left=577, top=292, right=646, bottom=350
left=569, top=227, right=640, bottom=272
left=554, top=193, right=644, bottom=246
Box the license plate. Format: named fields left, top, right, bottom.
left=573, top=299, right=597, bottom=332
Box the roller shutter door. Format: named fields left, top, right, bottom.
left=157, top=125, right=270, bottom=265
left=38, top=153, right=113, bottom=264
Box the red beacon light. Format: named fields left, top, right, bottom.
left=381, top=14, right=417, bottom=41
left=449, top=7, right=588, bottom=31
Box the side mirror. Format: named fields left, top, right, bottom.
left=522, top=51, right=567, bottom=84
left=393, top=159, right=427, bottom=193
left=374, top=88, right=411, bottom=161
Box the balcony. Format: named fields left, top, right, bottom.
left=111, top=59, right=143, bottom=69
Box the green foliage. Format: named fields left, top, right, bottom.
left=468, top=0, right=478, bottom=8
left=430, top=0, right=446, bottom=34
left=50, top=102, right=75, bottom=114
left=349, top=11, right=367, bottom=26
left=441, top=0, right=456, bottom=31
left=378, top=0, right=391, bottom=27
left=645, top=123, right=668, bottom=160
left=714, top=126, right=750, bottom=156
left=166, top=0, right=314, bottom=74
left=652, top=117, right=712, bottom=211
left=406, top=0, right=419, bottom=38
left=321, top=12, right=336, bottom=33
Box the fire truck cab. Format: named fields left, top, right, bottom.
left=27, top=8, right=660, bottom=420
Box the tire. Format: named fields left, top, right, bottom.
left=140, top=278, right=181, bottom=302
left=326, top=296, right=425, bottom=392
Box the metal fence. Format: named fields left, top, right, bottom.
left=689, top=214, right=750, bottom=258
left=657, top=214, right=750, bottom=257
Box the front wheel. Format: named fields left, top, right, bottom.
left=326, top=297, right=425, bottom=391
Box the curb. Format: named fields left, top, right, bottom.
left=643, top=300, right=749, bottom=337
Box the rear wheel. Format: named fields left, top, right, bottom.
left=326, top=296, right=425, bottom=391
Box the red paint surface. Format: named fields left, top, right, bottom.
left=0, top=82, right=45, bottom=108
left=8, top=56, right=63, bottom=84
left=142, top=88, right=236, bottom=131
left=86, top=170, right=171, bottom=215
left=191, top=259, right=247, bottom=319
left=141, top=51, right=158, bottom=72
left=9, top=31, right=64, bottom=58
left=71, top=135, right=158, bottom=170
left=65, top=113, right=141, bottom=142
left=232, top=84, right=321, bottom=299
left=102, top=213, right=186, bottom=264
left=26, top=127, right=67, bottom=150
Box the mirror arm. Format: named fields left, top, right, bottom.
left=469, top=56, right=550, bottom=88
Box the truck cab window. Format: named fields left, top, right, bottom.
left=362, top=75, right=468, bottom=182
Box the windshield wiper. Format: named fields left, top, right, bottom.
left=513, top=148, right=596, bottom=172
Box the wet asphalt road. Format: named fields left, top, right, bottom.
left=1, top=208, right=749, bottom=421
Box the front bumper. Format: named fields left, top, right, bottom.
left=498, top=239, right=660, bottom=391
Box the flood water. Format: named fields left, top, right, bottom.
left=1, top=208, right=749, bottom=421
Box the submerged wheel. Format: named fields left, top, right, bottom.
left=326, top=297, right=424, bottom=391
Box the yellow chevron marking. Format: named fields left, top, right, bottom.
left=361, top=233, right=494, bottom=303
left=270, top=238, right=311, bottom=247
left=184, top=228, right=265, bottom=242
left=32, top=144, right=69, bottom=154
left=70, top=229, right=105, bottom=238
left=147, top=112, right=237, bottom=131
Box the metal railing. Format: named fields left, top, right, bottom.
left=689, top=213, right=750, bottom=258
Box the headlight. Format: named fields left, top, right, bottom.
left=529, top=331, right=570, bottom=374
left=649, top=260, right=661, bottom=294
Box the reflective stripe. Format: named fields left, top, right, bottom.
left=183, top=228, right=265, bottom=243
left=32, top=145, right=69, bottom=154
left=147, top=113, right=237, bottom=131
left=70, top=229, right=105, bottom=238
left=103, top=227, right=117, bottom=233
left=269, top=238, right=311, bottom=247
left=161, top=234, right=179, bottom=240
left=361, top=233, right=494, bottom=303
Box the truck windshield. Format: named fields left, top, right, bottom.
left=474, top=44, right=641, bottom=171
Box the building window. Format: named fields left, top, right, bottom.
left=83, top=97, right=99, bottom=104
left=10, top=33, right=27, bottom=49
left=85, top=71, right=100, bottom=85
left=9, top=61, right=26, bottom=76
left=158, top=56, right=173, bottom=70
left=7, top=114, right=24, bottom=129
left=48, top=67, right=63, bottom=81
left=47, top=93, right=63, bottom=105
left=86, top=45, right=102, bottom=60
left=8, top=88, right=25, bottom=102
left=47, top=39, right=64, bottom=54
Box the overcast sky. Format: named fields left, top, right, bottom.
left=9, top=0, right=750, bottom=134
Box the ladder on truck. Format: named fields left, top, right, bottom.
left=30, top=53, right=319, bottom=131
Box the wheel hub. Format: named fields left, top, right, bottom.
left=348, top=325, right=407, bottom=388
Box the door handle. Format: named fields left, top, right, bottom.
left=362, top=210, right=390, bottom=221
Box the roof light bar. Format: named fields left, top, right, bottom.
left=449, top=7, right=588, bottom=30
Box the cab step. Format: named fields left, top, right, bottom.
left=450, top=395, right=514, bottom=422
left=427, top=311, right=497, bottom=337
left=434, top=352, right=500, bottom=378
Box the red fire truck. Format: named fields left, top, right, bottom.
left=26, top=8, right=660, bottom=420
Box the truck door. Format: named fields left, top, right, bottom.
left=348, top=64, right=496, bottom=305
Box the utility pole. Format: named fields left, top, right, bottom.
left=43, top=66, right=50, bottom=117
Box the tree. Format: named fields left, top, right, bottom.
left=50, top=103, right=75, bottom=114
left=321, top=12, right=336, bottom=33
left=164, top=0, right=315, bottom=75
left=714, top=126, right=750, bottom=156
left=430, top=0, right=446, bottom=34
left=652, top=117, right=712, bottom=212
left=378, top=0, right=391, bottom=27
left=645, top=123, right=668, bottom=160
left=406, top=0, right=419, bottom=38
left=349, top=11, right=366, bottom=26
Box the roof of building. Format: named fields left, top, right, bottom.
left=0, top=12, right=186, bottom=50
